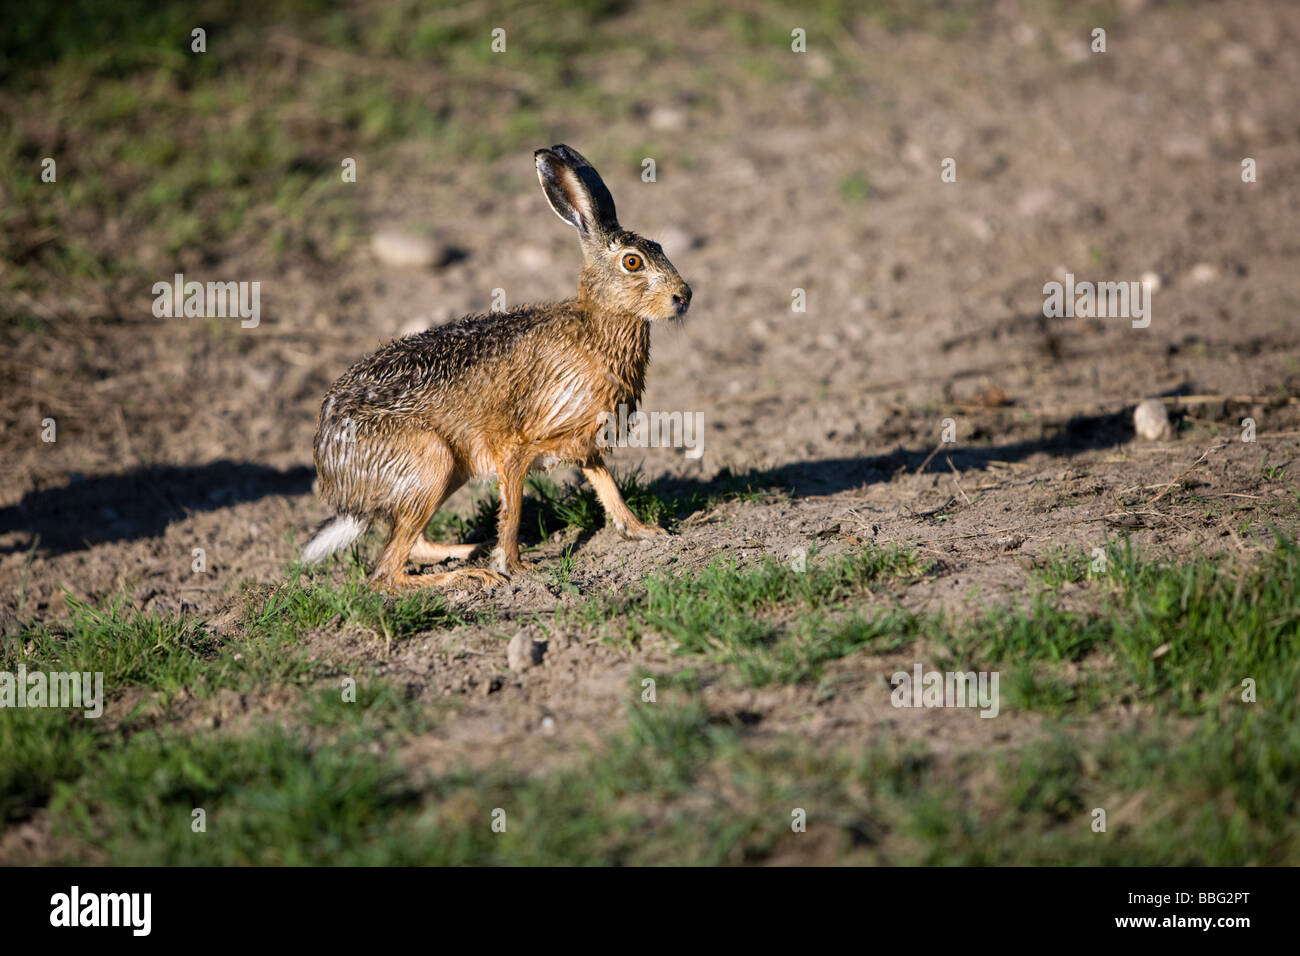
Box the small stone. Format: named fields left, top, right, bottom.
left=1062, top=38, right=1089, bottom=63
left=806, top=52, right=833, bottom=78
left=996, top=534, right=1026, bottom=552
left=517, top=245, right=549, bottom=271
left=966, top=216, right=993, bottom=242
left=649, top=106, right=686, bottom=131
left=1218, top=43, right=1254, bottom=68
left=1140, top=270, right=1163, bottom=293
left=507, top=633, right=544, bottom=671
left=370, top=231, right=442, bottom=269
left=1186, top=262, right=1219, bottom=285
left=1016, top=188, right=1056, bottom=218
left=1134, top=399, right=1172, bottom=441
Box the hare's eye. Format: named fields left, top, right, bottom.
left=622, top=253, right=643, bottom=271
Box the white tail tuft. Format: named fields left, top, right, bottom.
left=301, top=514, right=368, bottom=565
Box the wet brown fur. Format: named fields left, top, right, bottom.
left=307, top=145, right=692, bottom=591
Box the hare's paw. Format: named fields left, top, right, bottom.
left=616, top=520, right=669, bottom=540
left=375, top=568, right=505, bottom=592
left=454, top=568, right=509, bottom=588
left=489, top=547, right=535, bottom=577
left=374, top=571, right=425, bottom=593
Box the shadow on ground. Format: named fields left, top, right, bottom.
left=0, top=410, right=1129, bottom=557
left=658, top=409, right=1132, bottom=504
left=0, top=462, right=315, bottom=556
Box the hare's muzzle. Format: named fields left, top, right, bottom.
left=672, top=284, right=692, bottom=316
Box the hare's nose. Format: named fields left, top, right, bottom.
left=672, top=285, right=692, bottom=315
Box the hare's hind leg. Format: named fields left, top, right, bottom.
left=409, top=539, right=483, bottom=564
left=581, top=457, right=667, bottom=539
left=376, top=512, right=504, bottom=592
left=369, top=433, right=504, bottom=591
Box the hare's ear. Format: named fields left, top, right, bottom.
left=535, top=145, right=619, bottom=240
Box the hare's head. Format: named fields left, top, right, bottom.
left=536, top=144, right=692, bottom=322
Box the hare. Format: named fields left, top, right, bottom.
left=301, top=145, right=692, bottom=591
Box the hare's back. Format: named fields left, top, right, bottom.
left=326, top=305, right=566, bottom=413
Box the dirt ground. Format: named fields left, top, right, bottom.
left=2, top=1, right=1299, bottom=822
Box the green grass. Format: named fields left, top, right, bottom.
left=11, top=590, right=224, bottom=698
left=4, top=537, right=1298, bottom=862
left=966, top=536, right=1300, bottom=717
left=251, top=563, right=468, bottom=644
left=50, top=708, right=430, bottom=865
left=0, top=706, right=101, bottom=824
left=554, top=533, right=1300, bottom=724
left=570, top=545, right=921, bottom=684
left=0, top=567, right=464, bottom=824
left=628, top=533, right=1300, bottom=720
left=5, top=566, right=463, bottom=707
left=33, top=688, right=1300, bottom=864
left=838, top=172, right=871, bottom=203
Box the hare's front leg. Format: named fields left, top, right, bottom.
left=490, top=455, right=534, bottom=576
left=582, top=458, right=667, bottom=539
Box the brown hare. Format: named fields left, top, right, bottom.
left=302, top=145, right=692, bottom=591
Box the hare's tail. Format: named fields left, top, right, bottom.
left=301, top=514, right=368, bottom=565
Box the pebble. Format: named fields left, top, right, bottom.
left=806, top=52, right=833, bottom=78
left=1016, top=188, right=1056, bottom=218
left=649, top=106, right=686, bottom=131
left=1218, top=43, right=1255, bottom=68
left=1134, top=399, right=1172, bottom=441
left=507, top=633, right=545, bottom=671
left=966, top=216, right=994, bottom=242
left=996, top=534, right=1026, bottom=552
left=370, top=231, right=442, bottom=269
left=517, top=245, right=549, bottom=271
